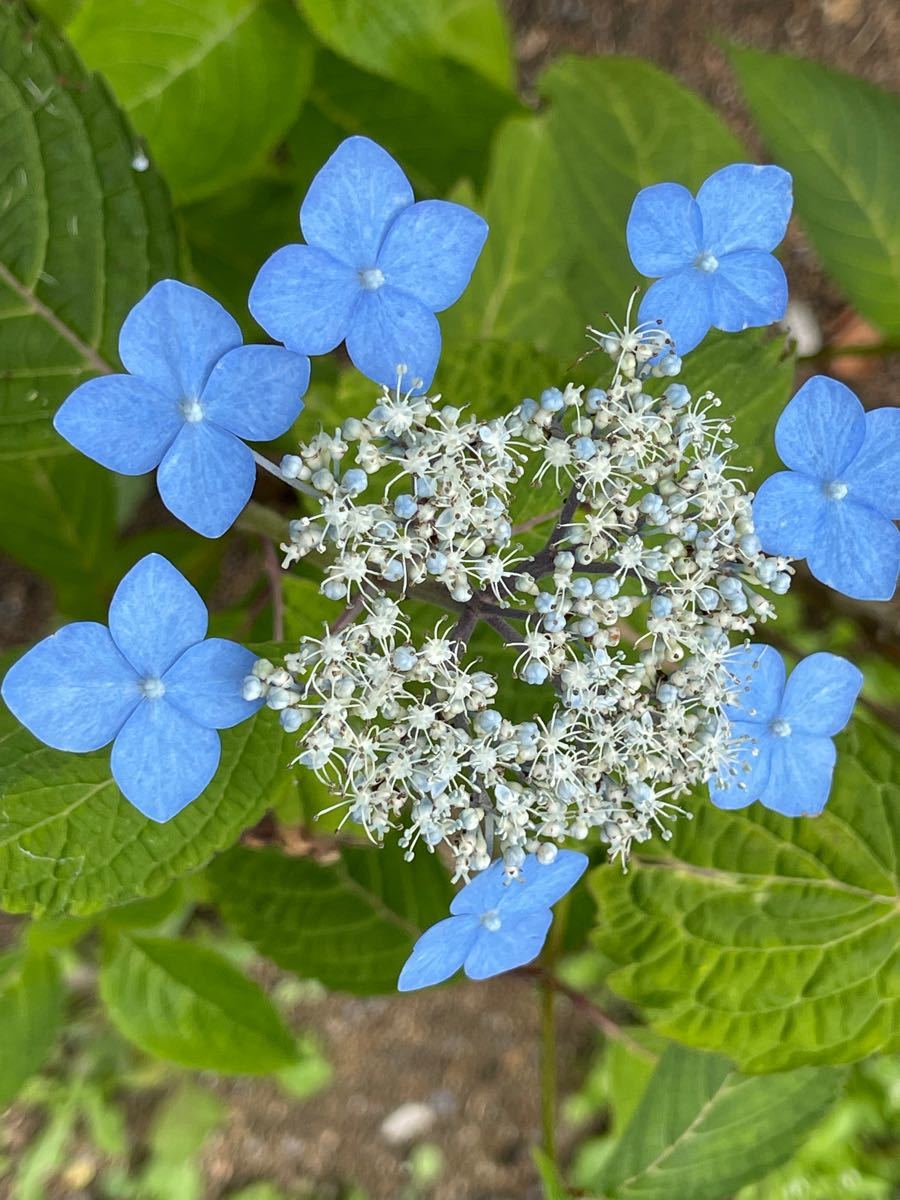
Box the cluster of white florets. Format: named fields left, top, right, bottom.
left=245, top=316, right=792, bottom=878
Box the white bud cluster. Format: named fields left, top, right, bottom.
left=249, top=316, right=792, bottom=878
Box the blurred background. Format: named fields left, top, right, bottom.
left=0, top=1, right=898, bottom=1198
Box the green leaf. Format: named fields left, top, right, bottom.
left=297, top=0, right=513, bottom=92
left=0, top=950, right=64, bottom=1106
left=594, top=1044, right=844, bottom=1200
left=100, top=934, right=298, bottom=1072
left=0, top=3, right=179, bottom=455
left=442, top=117, right=581, bottom=353
left=731, top=46, right=900, bottom=335
left=541, top=57, right=745, bottom=353
left=208, top=842, right=453, bottom=994
left=0, top=451, right=115, bottom=614
left=65, top=0, right=314, bottom=203
left=181, top=177, right=302, bottom=340
left=291, top=49, right=521, bottom=197
left=0, top=707, right=291, bottom=917
left=592, top=715, right=900, bottom=1073
left=676, top=330, right=795, bottom=484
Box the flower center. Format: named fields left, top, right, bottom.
left=140, top=676, right=166, bottom=701
left=769, top=717, right=792, bottom=738
left=823, top=479, right=848, bottom=501
left=480, top=909, right=502, bottom=932
left=181, top=397, right=204, bottom=424
left=359, top=266, right=385, bottom=291
left=694, top=249, right=719, bottom=273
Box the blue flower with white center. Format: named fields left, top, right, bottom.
left=753, top=375, right=900, bottom=601
left=54, top=280, right=310, bottom=538
left=0, top=554, right=262, bottom=822
left=627, top=163, right=793, bottom=355
left=248, top=136, right=488, bottom=393
left=709, top=644, right=862, bottom=817
left=397, top=850, right=588, bottom=991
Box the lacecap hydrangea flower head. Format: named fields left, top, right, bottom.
left=2, top=138, right=886, bottom=990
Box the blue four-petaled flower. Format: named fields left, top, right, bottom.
left=249, top=135, right=488, bottom=393
left=398, top=850, right=588, bottom=991
left=753, top=375, right=900, bottom=601
left=1, top=554, right=263, bottom=821
left=709, top=644, right=862, bottom=817
left=54, top=280, right=310, bottom=538
left=627, top=163, right=793, bottom=355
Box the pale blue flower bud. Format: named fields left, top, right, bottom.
left=280, top=709, right=304, bottom=733
left=341, top=468, right=368, bottom=495
left=474, top=709, right=502, bottom=734
left=593, top=577, right=619, bottom=600
left=664, top=383, right=691, bottom=408
left=393, top=494, right=418, bottom=519
left=523, top=662, right=549, bottom=685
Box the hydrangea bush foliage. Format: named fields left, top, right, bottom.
left=0, top=3, right=898, bottom=1195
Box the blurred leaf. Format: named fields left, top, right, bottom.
left=736, top=1057, right=900, bottom=1200
left=592, top=715, right=899, bottom=1072
left=591, top=1044, right=844, bottom=1200
left=0, top=950, right=63, bottom=1106
left=0, top=3, right=178, bottom=456
left=0, top=706, right=292, bottom=917
left=147, top=1083, right=227, bottom=1159
left=31, top=0, right=85, bottom=25
left=297, top=0, right=513, bottom=92
left=0, top=451, right=115, bottom=616
left=287, top=48, right=522, bottom=197
left=731, top=47, right=900, bottom=335
left=677, top=329, right=795, bottom=483
left=100, top=934, right=298, bottom=1072
left=101, top=880, right=186, bottom=930
left=541, top=57, right=745, bottom=354
left=442, top=117, right=581, bottom=352
left=208, top=842, right=453, bottom=993
left=182, top=177, right=301, bottom=339
left=66, top=0, right=314, bottom=204
left=276, top=1036, right=332, bottom=1098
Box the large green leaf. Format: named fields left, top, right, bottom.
left=731, top=47, right=900, bottom=335
left=297, top=0, right=513, bottom=92
left=0, top=2, right=178, bottom=455
left=676, top=330, right=795, bottom=484
left=182, top=177, right=302, bottom=339
left=541, top=57, right=745, bottom=353
left=100, top=933, right=298, bottom=1072
left=66, top=0, right=314, bottom=203
left=208, top=842, right=453, bottom=994
left=0, top=950, right=64, bottom=1106
left=286, top=48, right=522, bottom=198
left=593, top=1044, right=843, bottom=1200
left=592, top=715, right=899, bottom=1072
left=442, top=117, right=581, bottom=353
left=0, top=451, right=115, bottom=615
left=0, top=707, right=291, bottom=917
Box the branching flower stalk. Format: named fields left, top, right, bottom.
left=245, top=315, right=793, bottom=881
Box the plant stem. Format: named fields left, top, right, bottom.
left=540, top=969, right=557, bottom=1167
left=260, top=539, right=285, bottom=641
left=538, top=893, right=570, bottom=1170
left=251, top=448, right=319, bottom=498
